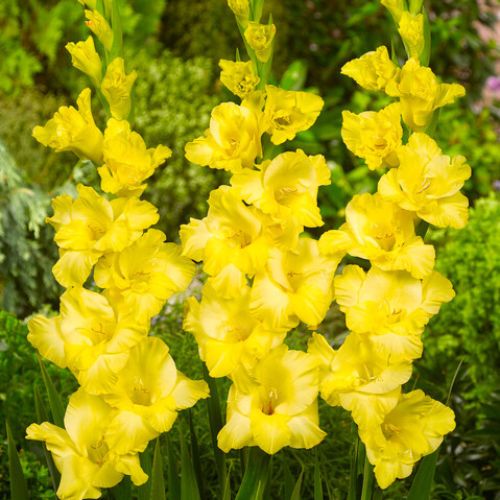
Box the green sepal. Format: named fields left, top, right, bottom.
left=420, top=8, right=431, bottom=66
left=110, top=0, right=123, bottom=59
left=409, top=0, right=424, bottom=14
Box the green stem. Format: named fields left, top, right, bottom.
left=360, top=454, right=374, bottom=500
left=235, top=447, right=271, bottom=500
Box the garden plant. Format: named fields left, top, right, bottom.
left=2, top=0, right=498, bottom=499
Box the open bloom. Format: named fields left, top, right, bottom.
left=219, top=59, right=260, bottom=98
left=102, top=337, right=209, bottom=454
left=218, top=345, right=325, bottom=454
left=180, top=186, right=269, bottom=276
left=341, top=103, right=402, bottom=170
left=185, top=102, right=262, bottom=171
left=47, top=184, right=158, bottom=287
left=334, top=265, right=455, bottom=361
left=319, top=193, right=435, bottom=279
left=95, top=229, right=194, bottom=320
left=359, top=390, right=456, bottom=489
left=28, top=287, right=149, bottom=394
left=308, top=333, right=412, bottom=427
left=101, top=58, right=138, bottom=120
left=378, top=133, right=471, bottom=228
left=341, top=46, right=400, bottom=92
left=26, top=389, right=147, bottom=500
left=98, top=118, right=171, bottom=195
left=263, top=85, right=324, bottom=145
left=244, top=22, right=276, bottom=62
left=231, top=149, right=330, bottom=227
left=184, top=279, right=287, bottom=378
left=385, top=58, right=465, bottom=130
left=251, top=237, right=338, bottom=328
left=32, top=88, right=103, bottom=164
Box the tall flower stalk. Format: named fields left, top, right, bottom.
left=25, top=2, right=208, bottom=498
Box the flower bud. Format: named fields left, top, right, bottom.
left=85, top=9, right=113, bottom=51
left=65, top=36, right=102, bottom=86
left=244, top=22, right=276, bottom=63
left=101, top=57, right=137, bottom=120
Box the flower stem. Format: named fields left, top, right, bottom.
left=360, top=454, right=374, bottom=500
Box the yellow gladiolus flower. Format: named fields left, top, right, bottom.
left=385, top=58, right=465, bottom=130
left=263, top=85, right=324, bottom=145
left=184, top=279, right=287, bottom=378
left=65, top=36, right=102, bottom=86
left=102, top=337, right=209, bottom=454
left=180, top=186, right=269, bottom=276
left=319, top=193, right=435, bottom=279
left=99, top=118, right=171, bottom=195
left=381, top=0, right=406, bottom=22
left=341, top=46, right=400, bottom=92
left=378, top=133, right=471, bottom=228
left=227, top=0, right=250, bottom=20
left=308, top=332, right=411, bottom=427
left=29, top=287, right=149, bottom=394
left=244, top=22, right=276, bottom=62
left=398, top=12, right=425, bottom=60
left=218, top=345, right=326, bottom=454
left=231, top=149, right=330, bottom=227
left=341, top=103, right=402, bottom=170
left=95, top=229, right=194, bottom=320
left=219, top=59, right=260, bottom=98
left=47, top=185, right=159, bottom=287
left=250, top=237, right=338, bottom=328
left=185, top=102, right=262, bottom=171
left=334, top=265, right=455, bottom=361
left=85, top=9, right=113, bottom=51
left=32, top=88, right=103, bottom=164
left=359, top=389, right=456, bottom=489
left=26, top=389, right=148, bottom=499
left=101, top=58, right=138, bottom=120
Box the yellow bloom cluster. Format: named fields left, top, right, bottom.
left=182, top=2, right=333, bottom=456
left=26, top=5, right=208, bottom=499
left=314, top=1, right=470, bottom=489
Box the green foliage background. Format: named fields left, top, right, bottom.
left=0, top=0, right=498, bottom=498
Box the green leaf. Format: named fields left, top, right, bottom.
left=283, top=462, right=295, bottom=500
left=188, top=410, right=206, bottom=499
left=6, top=420, right=29, bottom=500
left=280, top=60, right=308, bottom=91
left=290, top=468, right=304, bottom=500
left=314, top=459, right=323, bottom=500
left=137, top=445, right=153, bottom=500
left=111, top=477, right=131, bottom=500
left=34, top=385, right=60, bottom=492
left=203, top=365, right=226, bottom=492
left=180, top=419, right=201, bottom=500
left=166, top=434, right=180, bottom=500
left=407, top=451, right=438, bottom=500
left=150, top=438, right=166, bottom=500
left=235, top=447, right=271, bottom=500
left=37, top=356, right=65, bottom=427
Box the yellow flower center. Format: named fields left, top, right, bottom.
left=261, top=387, right=279, bottom=415
left=130, top=381, right=153, bottom=406
left=88, top=438, right=109, bottom=465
